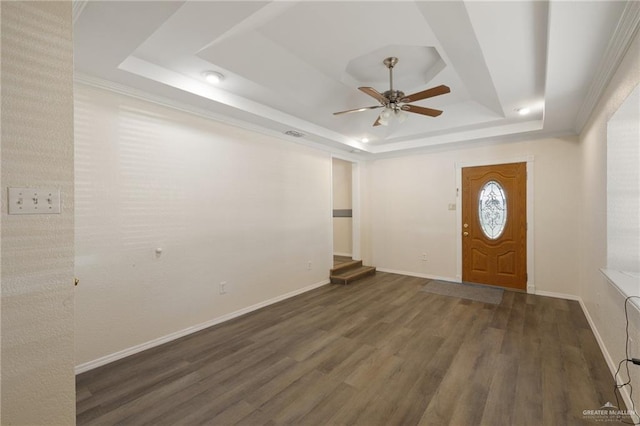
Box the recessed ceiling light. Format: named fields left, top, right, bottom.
left=517, top=107, right=531, bottom=116
left=203, top=71, right=224, bottom=84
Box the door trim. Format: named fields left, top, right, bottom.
left=330, top=155, right=362, bottom=263
left=455, top=155, right=535, bottom=293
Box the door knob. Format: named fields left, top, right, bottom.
left=463, top=223, right=469, bottom=228
left=463, top=231, right=469, bottom=236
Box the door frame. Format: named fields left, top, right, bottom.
left=330, top=155, right=361, bottom=262
left=455, top=155, right=535, bottom=293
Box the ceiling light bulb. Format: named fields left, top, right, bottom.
left=203, top=71, right=224, bottom=84
left=361, top=137, right=369, bottom=143
left=378, top=108, right=392, bottom=126
left=517, top=107, right=531, bottom=115
left=395, top=109, right=408, bottom=124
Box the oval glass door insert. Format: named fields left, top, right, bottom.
left=478, top=180, right=507, bottom=239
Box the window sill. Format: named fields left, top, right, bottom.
left=601, top=268, right=640, bottom=310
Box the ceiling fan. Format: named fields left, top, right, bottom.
left=334, top=57, right=450, bottom=127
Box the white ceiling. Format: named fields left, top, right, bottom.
left=73, top=1, right=632, bottom=157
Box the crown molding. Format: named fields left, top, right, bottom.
left=370, top=128, right=576, bottom=160
left=73, top=73, right=365, bottom=161
left=575, top=0, right=640, bottom=133
left=73, top=73, right=572, bottom=162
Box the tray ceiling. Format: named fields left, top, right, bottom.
left=74, top=1, right=631, bottom=156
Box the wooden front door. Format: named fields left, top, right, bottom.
left=462, top=162, right=527, bottom=290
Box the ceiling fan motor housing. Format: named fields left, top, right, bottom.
left=383, top=90, right=405, bottom=104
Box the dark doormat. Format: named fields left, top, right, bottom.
left=421, top=280, right=504, bottom=305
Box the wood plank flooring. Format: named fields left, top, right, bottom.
left=77, top=272, right=628, bottom=425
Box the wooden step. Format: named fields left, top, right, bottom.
left=330, top=266, right=376, bottom=285
left=330, top=260, right=362, bottom=275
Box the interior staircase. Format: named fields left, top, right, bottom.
left=330, top=259, right=376, bottom=285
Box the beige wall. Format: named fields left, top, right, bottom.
left=1, top=2, right=75, bottom=424
left=332, top=158, right=352, bottom=256
left=579, top=26, right=640, bottom=411
left=74, top=84, right=332, bottom=367
left=368, top=135, right=582, bottom=295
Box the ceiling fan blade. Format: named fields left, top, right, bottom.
left=359, top=87, right=388, bottom=105
left=400, top=85, right=450, bottom=103
left=373, top=115, right=382, bottom=126
left=401, top=104, right=443, bottom=117
left=333, top=105, right=383, bottom=115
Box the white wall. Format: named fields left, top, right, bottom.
left=1, top=2, right=75, bottom=424
left=368, top=135, right=582, bottom=295
left=332, top=158, right=352, bottom=256
left=579, top=27, right=640, bottom=411
left=74, top=84, right=332, bottom=367
left=606, top=84, right=640, bottom=273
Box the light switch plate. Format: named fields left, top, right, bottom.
left=8, top=187, right=61, bottom=215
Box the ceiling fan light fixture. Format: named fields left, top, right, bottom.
left=203, top=71, right=224, bottom=84
left=378, top=108, right=392, bottom=126
left=395, top=109, right=408, bottom=124
left=333, top=57, right=450, bottom=127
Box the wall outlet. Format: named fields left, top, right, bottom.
left=307, top=261, right=312, bottom=270
left=219, top=281, right=227, bottom=295
left=422, top=253, right=428, bottom=261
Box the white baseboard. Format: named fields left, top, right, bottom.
left=75, top=279, right=330, bottom=374
left=579, top=298, right=618, bottom=374
left=535, top=290, right=615, bottom=373
left=519, top=289, right=637, bottom=419
left=333, top=252, right=353, bottom=257
left=578, top=298, right=637, bottom=421
left=534, top=289, right=581, bottom=301
left=376, top=268, right=460, bottom=283
left=74, top=272, right=638, bottom=420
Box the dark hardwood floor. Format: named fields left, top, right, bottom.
left=77, top=272, right=628, bottom=425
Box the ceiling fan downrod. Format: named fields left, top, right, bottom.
left=384, top=57, right=397, bottom=93
left=383, top=57, right=404, bottom=104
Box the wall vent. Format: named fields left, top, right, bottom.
left=284, top=130, right=305, bottom=138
